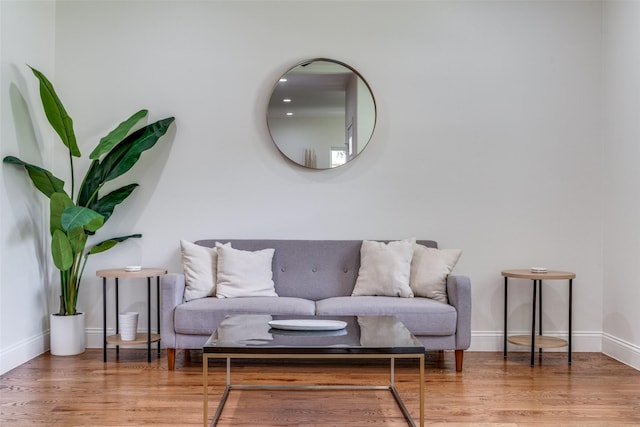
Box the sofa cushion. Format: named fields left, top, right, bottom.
left=174, top=297, right=315, bottom=335
left=351, top=239, right=415, bottom=298
left=316, top=296, right=457, bottom=336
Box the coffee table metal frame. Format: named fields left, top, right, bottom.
left=203, top=347, right=425, bottom=427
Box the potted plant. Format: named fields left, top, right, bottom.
left=3, top=66, right=175, bottom=355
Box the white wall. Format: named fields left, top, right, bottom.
left=0, top=0, right=56, bottom=374
left=4, top=0, right=635, bottom=371
left=602, top=1, right=640, bottom=370
left=51, top=0, right=603, bottom=352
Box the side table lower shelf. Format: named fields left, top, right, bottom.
left=107, top=333, right=161, bottom=347
left=507, top=335, right=568, bottom=349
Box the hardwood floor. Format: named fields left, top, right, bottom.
left=1, top=350, right=639, bottom=426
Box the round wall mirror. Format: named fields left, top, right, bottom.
left=267, top=59, right=377, bottom=169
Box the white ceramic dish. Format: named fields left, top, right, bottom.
left=124, top=265, right=142, bottom=272
left=271, top=328, right=348, bottom=337
left=268, top=319, right=347, bottom=331
left=531, top=267, right=548, bottom=273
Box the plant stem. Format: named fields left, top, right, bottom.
left=78, top=254, right=90, bottom=305
left=58, top=275, right=65, bottom=316
left=69, top=233, right=87, bottom=315
left=85, top=183, right=104, bottom=207
left=60, top=269, right=69, bottom=315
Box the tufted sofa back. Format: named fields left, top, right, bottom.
left=195, top=239, right=437, bottom=301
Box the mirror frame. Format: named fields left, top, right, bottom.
left=267, top=58, right=377, bottom=170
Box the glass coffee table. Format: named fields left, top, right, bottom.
left=203, top=315, right=425, bottom=427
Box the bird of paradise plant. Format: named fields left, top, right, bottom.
left=4, top=66, right=175, bottom=316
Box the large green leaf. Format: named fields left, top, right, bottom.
left=61, top=205, right=104, bottom=232
left=89, top=183, right=138, bottom=222
left=50, top=192, right=73, bottom=235
left=3, top=156, right=65, bottom=198
left=101, top=117, right=175, bottom=182
left=89, top=109, right=148, bottom=160
left=76, top=117, right=174, bottom=207
left=51, top=229, right=73, bottom=271
left=29, top=66, right=79, bottom=157
left=76, top=159, right=101, bottom=207
left=89, top=234, right=141, bottom=255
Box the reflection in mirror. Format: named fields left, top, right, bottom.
left=267, top=59, right=376, bottom=169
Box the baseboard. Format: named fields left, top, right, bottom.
left=602, top=333, right=640, bottom=371
left=88, top=329, right=606, bottom=352
left=86, top=327, right=104, bottom=348
left=469, top=330, right=603, bottom=352
left=0, top=331, right=49, bottom=375
left=4, top=329, right=637, bottom=373
left=81, top=330, right=640, bottom=370
left=0, top=328, right=151, bottom=375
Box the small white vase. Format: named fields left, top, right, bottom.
left=119, top=312, right=139, bottom=341
left=50, top=313, right=85, bottom=356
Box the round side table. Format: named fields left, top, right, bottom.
left=96, top=268, right=167, bottom=363
left=502, top=269, right=575, bottom=367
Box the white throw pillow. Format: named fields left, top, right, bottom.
left=410, top=245, right=462, bottom=303
left=351, top=238, right=416, bottom=298
left=180, top=240, right=218, bottom=302
left=215, top=243, right=278, bottom=298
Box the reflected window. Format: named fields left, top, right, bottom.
left=330, top=147, right=347, bottom=168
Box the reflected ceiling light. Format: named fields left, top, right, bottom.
left=283, top=98, right=292, bottom=103
left=279, top=78, right=287, bottom=82
left=286, top=112, right=293, bottom=116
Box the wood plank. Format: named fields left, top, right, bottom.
left=96, top=268, right=167, bottom=278
left=501, top=269, right=576, bottom=280
left=106, top=333, right=161, bottom=346
left=1, top=350, right=639, bottom=426
left=507, top=335, right=568, bottom=348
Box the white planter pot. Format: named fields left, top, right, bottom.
left=50, top=313, right=86, bottom=356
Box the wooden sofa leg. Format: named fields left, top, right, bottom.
left=455, top=349, right=464, bottom=372
left=167, top=348, right=176, bottom=370
left=184, top=349, right=191, bottom=364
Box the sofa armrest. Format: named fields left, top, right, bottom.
left=160, top=273, right=185, bottom=349
left=447, top=274, right=472, bottom=350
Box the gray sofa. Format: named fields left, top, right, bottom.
left=160, top=239, right=471, bottom=371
